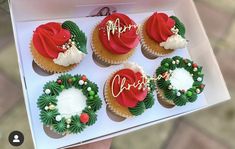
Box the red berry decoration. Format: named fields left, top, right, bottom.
left=181, top=89, right=186, bottom=93
left=57, top=80, right=62, bottom=84
left=200, top=84, right=205, bottom=89
left=193, top=63, right=198, bottom=68
left=80, top=113, right=89, bottom=124
left=81, top=75, right=87, bottom=81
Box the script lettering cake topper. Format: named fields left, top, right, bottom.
left=105, top=18, right=139, bottom=41
left=111, top=74, right=147, bottom=98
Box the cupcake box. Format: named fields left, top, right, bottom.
left=9, top=0, right=230, bottom=148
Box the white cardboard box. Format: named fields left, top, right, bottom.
left=9, top=0, right=231, bottom=148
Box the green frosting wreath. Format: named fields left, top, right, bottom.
left=128, top=77, right=156, bottom=116
left=155, top=56, right=205, bottom=106
left=62, top=21, right=87, bottom=54
left=37, top=74, right=102, bottom=134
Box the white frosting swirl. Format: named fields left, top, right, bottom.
left=123, top=62, right=146, bottom=77
left=160, top=33, right=187, bottom=50
left=53, top=45, right=85, bottom=67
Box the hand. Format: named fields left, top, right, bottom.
left=69, top=139, right=112, bottom=149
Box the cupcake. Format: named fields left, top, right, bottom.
left=140, top=12, right=187, bottom=59
left=155, top=56, right=205, bottom=108
left=91, top=13, right=139, bottom=67
left=37, top=74, right=102, bottom=134
left=31, top=21, right=87, bottom=73
left=104, top=62, right=156, bottom=118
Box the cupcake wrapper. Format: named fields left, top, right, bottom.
left=156, top=88, right=175, bottom=108
left=91, top=25, right=135, bottom=65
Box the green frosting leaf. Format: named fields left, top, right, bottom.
left=43, top=81, right=62, bottom=96
left=83, top=108, right=97, bottom=126
left=187, top=89, right=198, bottom=102
left=69, top=115, right=85, bottom=134
left=53, top=118, right=67, bottom=133
left=170, top=16, right=186, bottom=38
left=128, top=102, right=145, bottom=116
left=164, top=89, right=177, bottom=100
left=156, top=66, right=168, bottom=76
left=173, top=94, right=188, bottom=106
left=73, top=74, right=83, bottom=89
left=173, top=56, right=185, bottom=68
left=86, top=95, right=102, bottom=112
left=157, top=79, right=165, bottom=89
left=62, top=20, right=87, bottom=54
left=40, top=109, right=58, bottom=125
left=37, top=94, right=57, bottom=110
left=143, top=93, right=155, bottom=109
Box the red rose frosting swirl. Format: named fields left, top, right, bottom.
left=33, top=22, right=71, bottom=59
left=146, top=12, right=175, bottom=43
left=110, top=69, right=148, bottom=108
left=98, top=13, right=139, bottom=54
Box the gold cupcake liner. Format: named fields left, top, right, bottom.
left=30, top=42, right=77, bottom=73
left=104, top=71, right=133, bottom=118
left=139, top=22, right=174, bottom=58
left=91, top=25, right=136, bottom=65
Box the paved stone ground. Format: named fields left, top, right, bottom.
left=0, top=0, right=235, bottom=149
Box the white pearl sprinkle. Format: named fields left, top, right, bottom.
left=84, top=82, right=88, bottom=85
left=87, top=87, right=92, bottom=91
left=177, top=92, right=181, bottom=97
left=66, top=118, right=71, bottom=124
left=188, top=63, right=191, bottom=66
left=45, top=89, right=51, bottom=95
left=172, top=61, right=176, bottom=65
left=79, top=80, right=84, bottom=85
left=44, top=106, right=49, bottom=110
left=56, top=115, right=62, bottom=122
left=176, top=60, right=180, bottom=64
left=193, top=68, right=198, bottom=72
left=196, top=89, right=201, bottom=94
left=148, top=87, right=151, bottom=91
left=67, top=125, right=70, bottom=128
left=197, top=77, right=202, bottom=82
left=168, top=85, right=173, bottom=90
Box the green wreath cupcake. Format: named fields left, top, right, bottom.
left=155, top=56, right=205, bottom=108
left=104, top=62, right=156, bottom=118
left=37, top=74, right=102, bottom=134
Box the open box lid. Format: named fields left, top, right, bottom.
left=9, top=0, right=230, bottom=106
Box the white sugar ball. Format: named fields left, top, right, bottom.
left=67, top=125, right=70, bottom=128
left=44, top=106, right=49, bottom=110
left=79, top=80, right=84, bottom=85
left=45, top=89, right=51, bottom=95
left=177, top=92, right=181, bottom=97
left=193, top=68, right=198, bottom=72
left=87, top=87, right=92, bottom=91
left=56, top=115, right=62, bottom=122
left=197, top=77, right=202, bottom=82
left=176, top=60, right=180, bottom=64
left=196, top=89, right=201, bottom=94
left=187, top=63, right=191, bottom=66
left=172, top=61, right=176, bottom=65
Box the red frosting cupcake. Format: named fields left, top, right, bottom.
left=91, top=13, right=139, bottom=67
left=31, top=21, right=87, bottom=73
left=140, top=12, right=187, bottom=59
left=104, top=62, right=156, bottom=118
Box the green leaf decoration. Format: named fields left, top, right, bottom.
left=143, top=93, right=155, bottom=109
left=43, top=81, right=62, bottom=96
left=161, top=58, right=173, bottom=68
left=73, top=75, right=83, bottom=89
left=40, top=109, right=58, bottom=125
left=164, top=89, right=177, bottom=100
left=128, top=102, right=145, bottom=116
left=187, top=89, right=198, bottom=103
left=62, top=20, right=87, bottom=54
left=173, top=94, right=188, bottom=106
left=69, top=115, right=85, bottom=134
left=170, top=16, right=186, bottom=38
left=156, top=66, right=168, bottom=76
left=148, top=78, right=157, bottom=92
left=157, top=79, right=165, bottom=89
left=53, top=118, right=67, bottom=133
left=86, top=95, right=102, bottom=112
left=57, top=74, right=73, bottom=89
left=37, top=94, right=57, bottom=110
left=83, top=108, right=97, bottom=126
